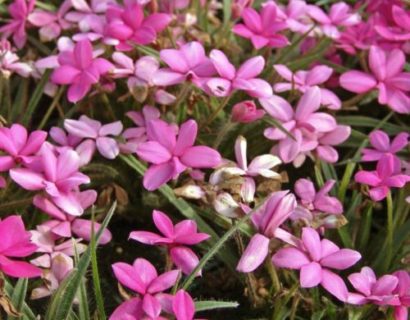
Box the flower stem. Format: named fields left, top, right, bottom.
left=384, top=191, right=394, bottom=271
left=38, top=86, right=65, bottom=130
left=204, top=95, right=231, bottom=127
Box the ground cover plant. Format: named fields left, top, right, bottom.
left=0, top=0, right=409, bottom=319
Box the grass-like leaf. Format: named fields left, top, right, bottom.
left=7, top=278, right=28, bottom=320
left=195, top=300, right=239, bottom=312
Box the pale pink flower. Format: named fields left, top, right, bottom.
left=206, top=50, right=272, bottom=98
left=231, top=100, right=265, bottom=123
left=64, top=116, right=123, bottom=160
left=136, top=119, right=221, bottom=190
left=362, top=130, right=409, bottom=162
left=130, top=210, right=209, bottom=275
left=0, top=0, right=35, bottom=48
left=340, top=46, right=410, bottom=114
left=316, top=125, right=351, bottom=164
left=274, top=64, right=341, bottom=110
left=0, top=40, right=33, bottom=78
left=0, top=215, right=42, bottom=278
left=51, top=39, right=114, bottom=103
left=355, top=154, right=410, bottom=202
left=232, top=2, right=289, bottom=49
left=272, top=227, right=361, bottom=301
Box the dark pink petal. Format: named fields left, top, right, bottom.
left=170, top=246, right=200, bottom=275
left=9, top=168, right=45, bottom=190
left=390, top=132, right=409, bottom=153
left=143, top=162, right=175, bottom=191
left=369, top=130, right=390, bottom=151
left=209, top=49, right=236, bottom=80
left=259, top=95, right=293, bottom=121
left=232, top=24, right=253, bottom=38
left=51, top=65, right=81, bottom=85
left=73, top=39, right=93, bottom=69
left=272, top=247, right=310, bottom=269
left=339, top=71, right=377, bottom=93
left=146, top=119, right=176, bottom=151
left=71, top=219, right=112, bottom=244
left=109, top=298, right=142, bottom=320
left=143, top=13, right=172, bottom=32
left=153, top=210, right=174, bottom=238
left=112, top=262, right=146, bottom=293
left=172, top=290, right=195, bottom=320
left=20, top=130, right=48, bottom=155
left=236, top=234, right=269, bottom=272
left=316, top=146, right=339, bottom=163
left=148, top=270, right=180, bottom=294
left=372, top=275, right=399, bottom=296
left=320, top=239, right=340, bottom=257
left=306, top=65, right=333, bottom=85
left=321, top=269, right=348, bottom=302
left=67, top=77, right=93, bottom=103
left=174, top=120, right=197, bottom=156
left=321, top=249, right=361, bottom=270
left=180, top=146, right=221, bottom=168
left=369, top=186, right=389, bottom=202
left=369, top=46, right=387, bottom=80
left=348, top=267, right=376, bottom=296
left=301, top=227, right=322, bottom=261
left=142, top=294, right=161, bottom=319
left=0, top=156, right=15, bottom=171
left=300, top=262, right=322, bottom=288
left=295, top=87, right=321, bottom=120
left=320, top=125, right=351, bottom=145
left=242, top=7, right=262, bottom=32
left=236, top=56, right=265, bottom=79
left=129, top=231, right=163, bottom=245
left=354, top=171, right=381, bottom=187
left=295, top=178, right=315, bottom=202
left=0, top=256, right=42, bottom=278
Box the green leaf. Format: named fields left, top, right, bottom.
left=4, top=281, right=36, bottom=320
left=194, top=300, right=239, bottom=312
left=7, top=278, right=28, bottom=320
left=223, top=0, right=232, bottom=26
left=45, top=202, right=116, bottom=320
left=135, top=45, right=160, bottom=58
left=337, top=116, right=404, bottom=134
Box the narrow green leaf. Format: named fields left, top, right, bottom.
left=223, top=0, right=232, bottom=26
left=194, top=300, right=239, bottom=312
left=263, top=117, right=296, bottom=141
left=337, top=115, right=404, bottom=134
left=45, top=202, right=116, bottom=320
left=4, top=281, right=36, bottom=320
left=8, top=278, right=28, bottom=320
left=135, top=45, right=160, bottom=58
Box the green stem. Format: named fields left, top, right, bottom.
left=173, top=83, right=191, bottom=111
left=212, top=119, right=235, bottom=149
left=384, top=192, right=394, bottom=271
left=204, top=95, right=231, bottom=126
left=38, top=87, right=65, bottom=130
left=265, top=259, right=281, bottom=293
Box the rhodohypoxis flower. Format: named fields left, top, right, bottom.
left=136, top=119, right=221, bottom=190
left=28, top=0, right=71, bottom=41
left=347, top=267, right=399, bottom=305
left=261, top=87, right=337, bottom=165
left=355, top=154, right=410, bottom=201
left=33, top=192, right=112, bottom=244
left=340, top=46, right=410, bottom=114
left=10, top=143, right=91, bottom=215
left=362, top=130, right=409, bottom=162
left=273, top=64, right=341, bottom=110
left=392, top=270, right=410, bottom=320
left=0, top=124, right=47, bottom=172
left=104, top=1, right=172, bottom=51
left=231, top=100, right=265, bottom=123
left=51, top=39, right=113, bottom=103
left=272, top=227, right=361, bottom=301
left=210, top=136, right=281, bottom=203
left=307, top=2, right=360, bottom=39
left=110, top=258, right=179, bottom=320
left=237, top=191, right=297, bottom=273
left=315, top=125, right=351, bottom=163
left=130, top=210, right=210, bottom=275
left=0, top=215, right=42, bottom=278
left=172, top=290, right=196, bottom=320
left=206, top=50, right=272, bottom=98
left=152, top=41, right=216, bottom=87
left=0, top=0, right=35, bottom=48
left=0, top=40, right=32, bottom=77
left=233, top=2, right=289, bottom=49
left=276, top=0, right=312, bottom=34
left=375, top=5, right=410, bottom=42
left=64, top=116, right=123, bottom=160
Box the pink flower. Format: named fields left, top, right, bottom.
left=340, top=46, right=410, bottom=114
left=64, top=116, right=123, bottom=159
left=392, top=270, right=410, bottom=320
left=172, top=290, right=196, bottom=320
left=375, top=5, right=410, bottom=42
left=236, top=191, right=297, bottom=273
left=232, top=100, right=265, bottom=123
left=10, top=143, right=92, bottom=215
left=0, top=215, right=42, bottom=278
left=130, top=210, right=210, bottom=275
left=232, top=2, right=289, bottom=49
left=274, top=64, right=341, bottom=110
left=272, top=227, right=361, bottom=301
left=33, top=192, right=112, bottom=244
left=362, top=130, right=409, bottom=162
left=307, top=2, right=361, bottom=39
left=104, top=1, right=172, bottom=51
left=152, top=41, right=216, bottom=87
left=355, top=154, right=410, bottom=201
left=316, top=125, right=351, bottom=163
left=0, top=40, right=33, bottom=77
left=206, top=50, right=272, bottom=98
left=347, top=267, right=400, bottom=306
left=0, top=0, right=35, bottom=48
left=0, top=123, right=47, bottom=172
left=279, top=0, right=312, bottom=34
left=28, top=0, right=71, bottom=41
left=136, top=119, right=221, bottom=190
left=110, top=258, right=179, bottom=320
left=261, top=87, right=338, bottom=165
left=51, top=39, right=114, bottom=103
left=336, top=21, right=378, bottom=55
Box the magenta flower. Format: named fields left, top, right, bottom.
left=153, top=41, right=216, bottom=87
left=237, top=191, right=296, bottom=273
left=0, top=215, right=42, bottom=278
left=0, top=123, right=47, bottom=172
left=104, top=1, right=172, bottom=51
left=274, top=64, right=341, bottom=110
left=0, top=0, right=35, bottom=48
left=307, top=2, right=360, bottom=39
left=355, top=154, right=410, bottom=202
left=392, top=271, right=410, bottom=320
left=340, top=46, right=410, bottom=114
left=28, top=0, right=71, bottom=41
left=272, top=227, right=361, bottom=301
left=206, top=50, right=272, bottom=98
left=337, top=21, right=378, bottom=55
left=110, top=258, right=179, bottom=320
left=261, top=87, right=338, bottom=165
left=64, top=116, right=123, bottom=160
left=136, top=119, right=221, bottom=191
left=375, top=5, right=410, bottom=42
left=10, top=143, right=91, bottom=215
left=0, top=40, right=33, bottom=77
left=232, top=2, right=289, bottom=49
left=362, top=130, right=409, bottom=162
left=51, top=39, right=113, bottom=103
left=347, top=267, right=399, bottom=305
left=231, top=100, right=265, bottom=123
left=130, top=210, right=210, bottom=275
